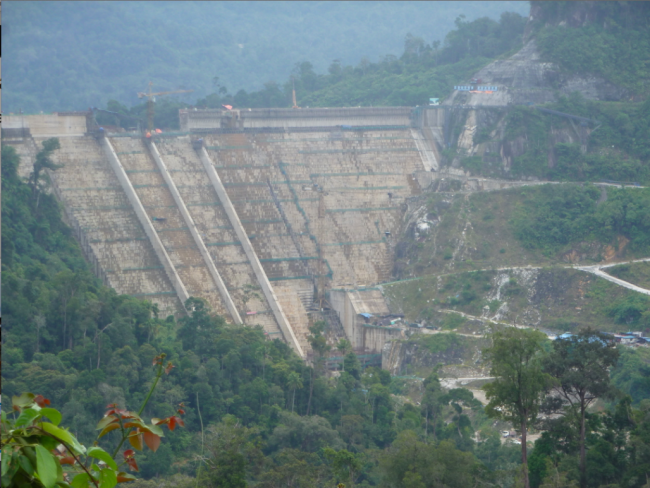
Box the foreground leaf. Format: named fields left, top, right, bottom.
left=99, top=468, right=118, bottom=488
left=40, top=408, right=63, bottom=427
left=70, top=472, right=91, bottom=488
left=88, top=447, right=118, bottom=471
left=14, top=408, right=41, bottom=428
left=41, top=423, right=86, bottom=455
left=35, top=444, right=58, bottom=488
left=116, top=472, right=137, bottom=483
left=143, top=432, right=161, bottom=452
left=127, top=433, right=143, bottom=451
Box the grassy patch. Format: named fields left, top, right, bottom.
left=384, top=266, right=650, bottom=333
left=606, top=261, right=650, bottom=290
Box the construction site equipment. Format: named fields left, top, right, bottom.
left=137, top=82, right=194, bottom=131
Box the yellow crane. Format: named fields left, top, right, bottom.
left=137, top=82, right=194, bottom=131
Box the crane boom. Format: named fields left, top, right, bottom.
left=137, top=82, right=194, bottom=131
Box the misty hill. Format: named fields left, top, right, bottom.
left=2, top=1, right=528, bottom=113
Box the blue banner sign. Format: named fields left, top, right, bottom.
left=454, top=86, right=498, bottom=91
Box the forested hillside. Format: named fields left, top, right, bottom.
left=2, top=1, right=528, bottom=113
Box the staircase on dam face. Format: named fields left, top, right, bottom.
left=108, top=137, right=233, bottom=320
left=42, top=136, right=184, bottom=317
left=152, top=137, right=283, bottom=336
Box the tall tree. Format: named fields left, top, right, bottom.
left=287, top=372, right=303, bottom=414
left=482, top=327, right=554, bottom=488
left=200, top=415, right=263, bottom=488
left=28, top=137, right=62, bottom=209
left=421, top=372, right=444, bottom=442
left=543, top=327, right=620, bottom=488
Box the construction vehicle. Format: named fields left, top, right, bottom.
left=137, top=82, right=194, bottom=131
left=292, top=76, right=300, bottom=109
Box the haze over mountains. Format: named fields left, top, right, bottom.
left=2, top=1, right=528, bottom=113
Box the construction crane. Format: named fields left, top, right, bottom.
left=291, top=76, right=300, bottom=109
left=137, top=82, right=194, bottom=131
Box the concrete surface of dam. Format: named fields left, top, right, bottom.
left=3, top=107, right=451, bottom=359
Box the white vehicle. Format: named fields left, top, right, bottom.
left=501, top=431, right=510, bottom=438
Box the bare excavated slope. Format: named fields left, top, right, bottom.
left=447, top=39, right=627, bottom=108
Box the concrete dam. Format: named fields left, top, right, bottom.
left=3, top=107, right=450, bottom=360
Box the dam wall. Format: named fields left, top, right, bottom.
left=3, top=108, right=450, bottom=361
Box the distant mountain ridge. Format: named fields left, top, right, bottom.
left=2, top=1, right=528, bottom=113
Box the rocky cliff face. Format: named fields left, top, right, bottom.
left=451, top=39, right=627, bottom=108
left=382, top=334, right=487, bottom=378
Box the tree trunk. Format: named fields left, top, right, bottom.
left=579, top=404, right=587, bottom=488
left=432, top=413, right=437, bottom=440
left=292, top=388, right=296, bottom=413
left=306, top=368, right=314, bottom=416
left=62, top=299, right=68, bottom=349
left=425, top=409, right=429, bottom=441
left=521, top=418, right=529, bottom=488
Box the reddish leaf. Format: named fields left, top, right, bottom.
left=98, top=423, right=122, bottom=439
left=177, top=408, right=185, bottom=415
left=60, top=455, right=76, bottom=465
left=123, top=451, right=139, bottom=472
left=97, top=414, right=119, bottom=430
left=143, top=432, right=161, bottom=452
left=122, top=420, right=146, bottom=430
left=34, top=395, right=51, bottom=407
left=119, top=411, right=139, bottom=420
left=151, top=417, right=164, bottom=425
left=105, top=407, right=128, bottom=417
left=164, top=362, right=174, bottom=375
left=117, top=472, right=137, bottom=483
left=167, top=416, right=185, bottom=431
left=126, top=457, right=139, bottom=472
left=128, top=432, right=144, bottom=451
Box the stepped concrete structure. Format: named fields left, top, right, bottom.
left=3, top=107, right=452, bottom=359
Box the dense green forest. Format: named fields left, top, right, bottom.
left=3, top=140, right=650, bottom=487
left=508, top=184, right=650, bottom=255
left=2, top=1, right=529, bottom=113
left=485, top=95, right=650, bottom=185
left=533, top=1, right=650, bottom=95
